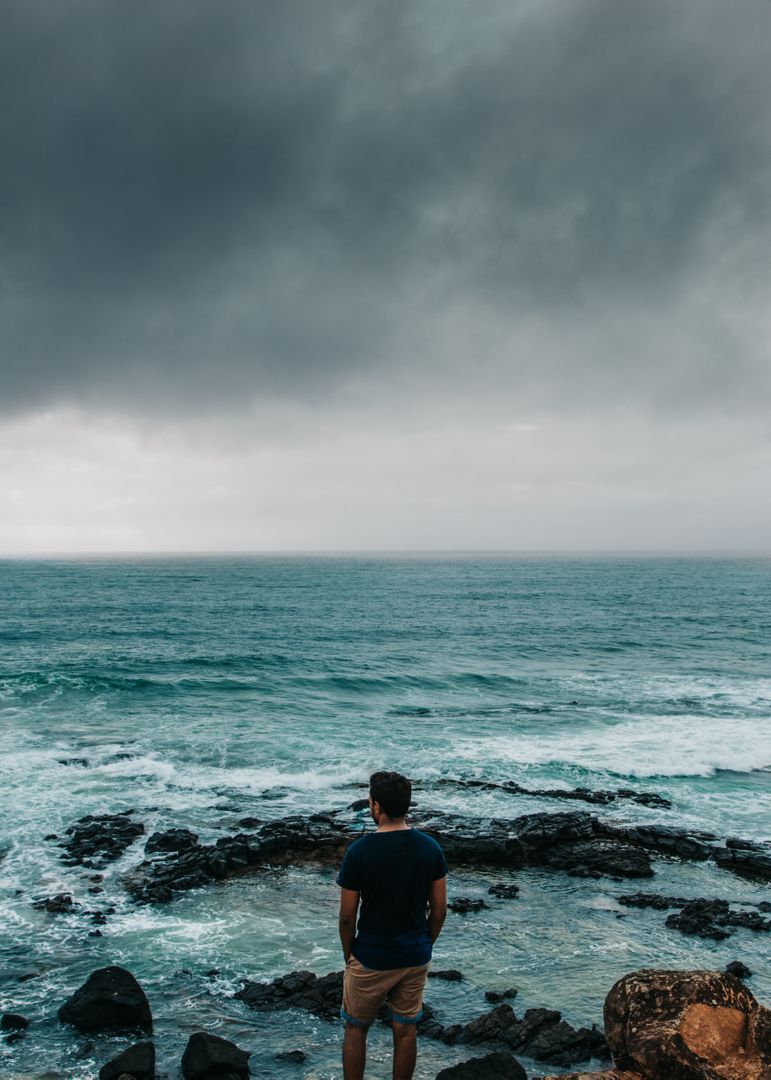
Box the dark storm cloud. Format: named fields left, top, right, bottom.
left=1, top=0, right=769, bottom=415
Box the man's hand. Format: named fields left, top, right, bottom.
left=339, top=887, right=359, bottom=962
left=428, top=876, right=447, bottom=944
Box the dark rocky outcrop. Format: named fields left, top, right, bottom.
left=603, top=969, right=771, bottom=1079
left=57, top=811, right=145, bottom=868
left=432, top=778, right=671, bottom=810
left=33, top=892, right=75, bottom=913
left=714, top=841, right=771, bottom=883
left=145, top=827, right=199, bottom=854
left=125, top=814, right=350, bottom=903
left=1, top=1013, right=30, bottom=1030
left=59, top=966, right=152, bottom=1033
left=435, top=1049, right=527, bottom=1078
left=489, top=883, right=520, bottom=899
left=618, top=893, right=771, bottom=940
left=235, top=970, right=606, bottom=1067
left=726, top=961, right=752, bottom=980
left=449, top=898, right=489, bottom=914
left=99, top=1040, right=155, bottom=1080
left=181, top=1031, right=250, bottom=1079
left=486, top=988, right=518, bottom=1004
left=275, top=1048, right=307, bottom=1064
left=236, top=969, right=344, bottom=1021
left=429, top=970, right=464, bottom=981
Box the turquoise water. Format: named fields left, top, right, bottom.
left=1, top=555, right=770, bottom=1078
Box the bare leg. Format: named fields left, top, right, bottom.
left=343, top=1022, right=367, bottom=1080
left=392, top=1022, right=417, bottom=1080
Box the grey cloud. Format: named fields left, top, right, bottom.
left=1, top=0, right=769, bottom=416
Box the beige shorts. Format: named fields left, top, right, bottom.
left=341, top=956, right=429, bottom=1028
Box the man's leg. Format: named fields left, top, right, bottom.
left=342, top=1021, right=367, bottom=1080
left=391, top=1020, right=417, bottom=1080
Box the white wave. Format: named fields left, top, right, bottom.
left=454, top=712, right=771, bottom=778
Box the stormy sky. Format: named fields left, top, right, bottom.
left=1, top=0, right=770, bottom=552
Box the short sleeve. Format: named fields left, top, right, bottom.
left=432, top=841, right=448, bottom=881
left=336, top=844, right=361, bottom=890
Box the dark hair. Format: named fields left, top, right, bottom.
left=369, top=771, right=411, bottom=819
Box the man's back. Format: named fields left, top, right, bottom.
left=338, top=829, right=446, bottom=968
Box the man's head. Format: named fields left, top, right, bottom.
left=369, top=770, right=412, bottom=821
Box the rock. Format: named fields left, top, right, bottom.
left=181, top=1031, right=250, bottom=1079
left=145, top=828, right=199, bottom=854
left=537, top=1072, right=641, bottom=1079
left=33, top=892, right=75, bottom=913
left=449, top=898, right=489, bottom=914
left=435, top=1050, right=527, bottom=1078
left=604, top=969, right=771, bottom=1079
left=59, top=966, right=152, bottom=1033
left=236, top=969, right=344, bottom=1021
left=432, top=778, right=671, bottom=810
left=715, top=843, right=771, bottom=882
left=486, top=988, right=518, bottom=1004
left=489, top=883, right=520, bottom=899
left=664, top=899, right=771, bottom=940
left=275, top=1049, right=307, bottom=1063
left=429, top=970, right=464, bottom=981
left=1, top=1013, right=30, bottom=1030
left=99, top=1041, right=155, bottom=1080
left=726, top=961, right=752, bottom=980
left=60, top=812, right=144, bottom=868
left=4, top=1029, right=27, bottom=1044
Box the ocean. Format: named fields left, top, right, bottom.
left=1, top=555, right=770, bottom=1078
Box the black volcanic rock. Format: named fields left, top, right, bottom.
left=59, top=966, right=152, bottom=1033
left=726, top=960, right=753, bottom=980
left=489, top=883, right=520, bottom=899
left=181, top=1031, right=250, bottom=1079
left=429, top=970, right=464, bottom=981
left=99, top=1040, right=155, bottom=1080
left=59, top=811, right=144, bottom=868
left=1, top=1013, right=29, bottom=1030
left=33, top=892, right=75, bottom=913
left=449, top=898, right=489, bottom=914
left=435, top=1050, right=527, bottom=1078
left=714, top=842, right=771, bottom=882
left=432, top=778, right=671, bottom=810
left=664, top=899, right=771, bottom=940
left=236, top=967, right=605, bottom=1067
left=145, top=827, right=199, bottom=854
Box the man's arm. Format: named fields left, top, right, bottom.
left=339, top=887, right=360, bottom=961
left=427, top=876, right=447, bottom=944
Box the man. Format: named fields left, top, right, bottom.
left=337, top=770, right=448, bottom=1080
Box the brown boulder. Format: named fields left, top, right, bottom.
left=603, top=970, right=771, bottom=1079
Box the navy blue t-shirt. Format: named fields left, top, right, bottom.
left=336, top=828, right=448, bottom=970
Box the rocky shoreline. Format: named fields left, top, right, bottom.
left=7, top=782, right=771, bottom=1076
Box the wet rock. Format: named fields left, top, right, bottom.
left=1, top=1013, right=30, bottom=1030
left=429, top=970, right=464, bottom=981
left=664, top=899, right=771, bottom=940
left=435, top=1050, right=527, bottom=1078
left=59, top=966, right=152, bottom=1033
left=275, top=1049, right=307, bottom=1063
left=60, top=812, right=144, bottom=868
left=604, top=969, right=771, bottom=1079
left=449, top=898, right=489, bottom=914
left=432, top=778, right=671, bottom=810
left=485, top=988, right=518, bottom=1004
left=33, top=892, right=76, bottom=913
left=714, top=842, right=771, bottom=882
left=604, top=824, right=715, bottom=861
left=489, top=883, right=520, bottom=899
left=236, top=967, right=604, bottom=1068
left=617, top=892, right=692, bottom=911
left=181, top=1031, right=250, bottom=1079
left=726, top=961, right=752, bottom=980
left=4, top=1029, right=27, bottom=1044
left=236, top=970, right=344, bottom=1021
left=145, top=828, right=199, bottom=854
left=537, top=1072, right=641, bottom=1079
left=99, top=1041, right=155, bottom=1080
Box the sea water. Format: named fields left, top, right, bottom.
left=1, top=555, right=770, bottom=1078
